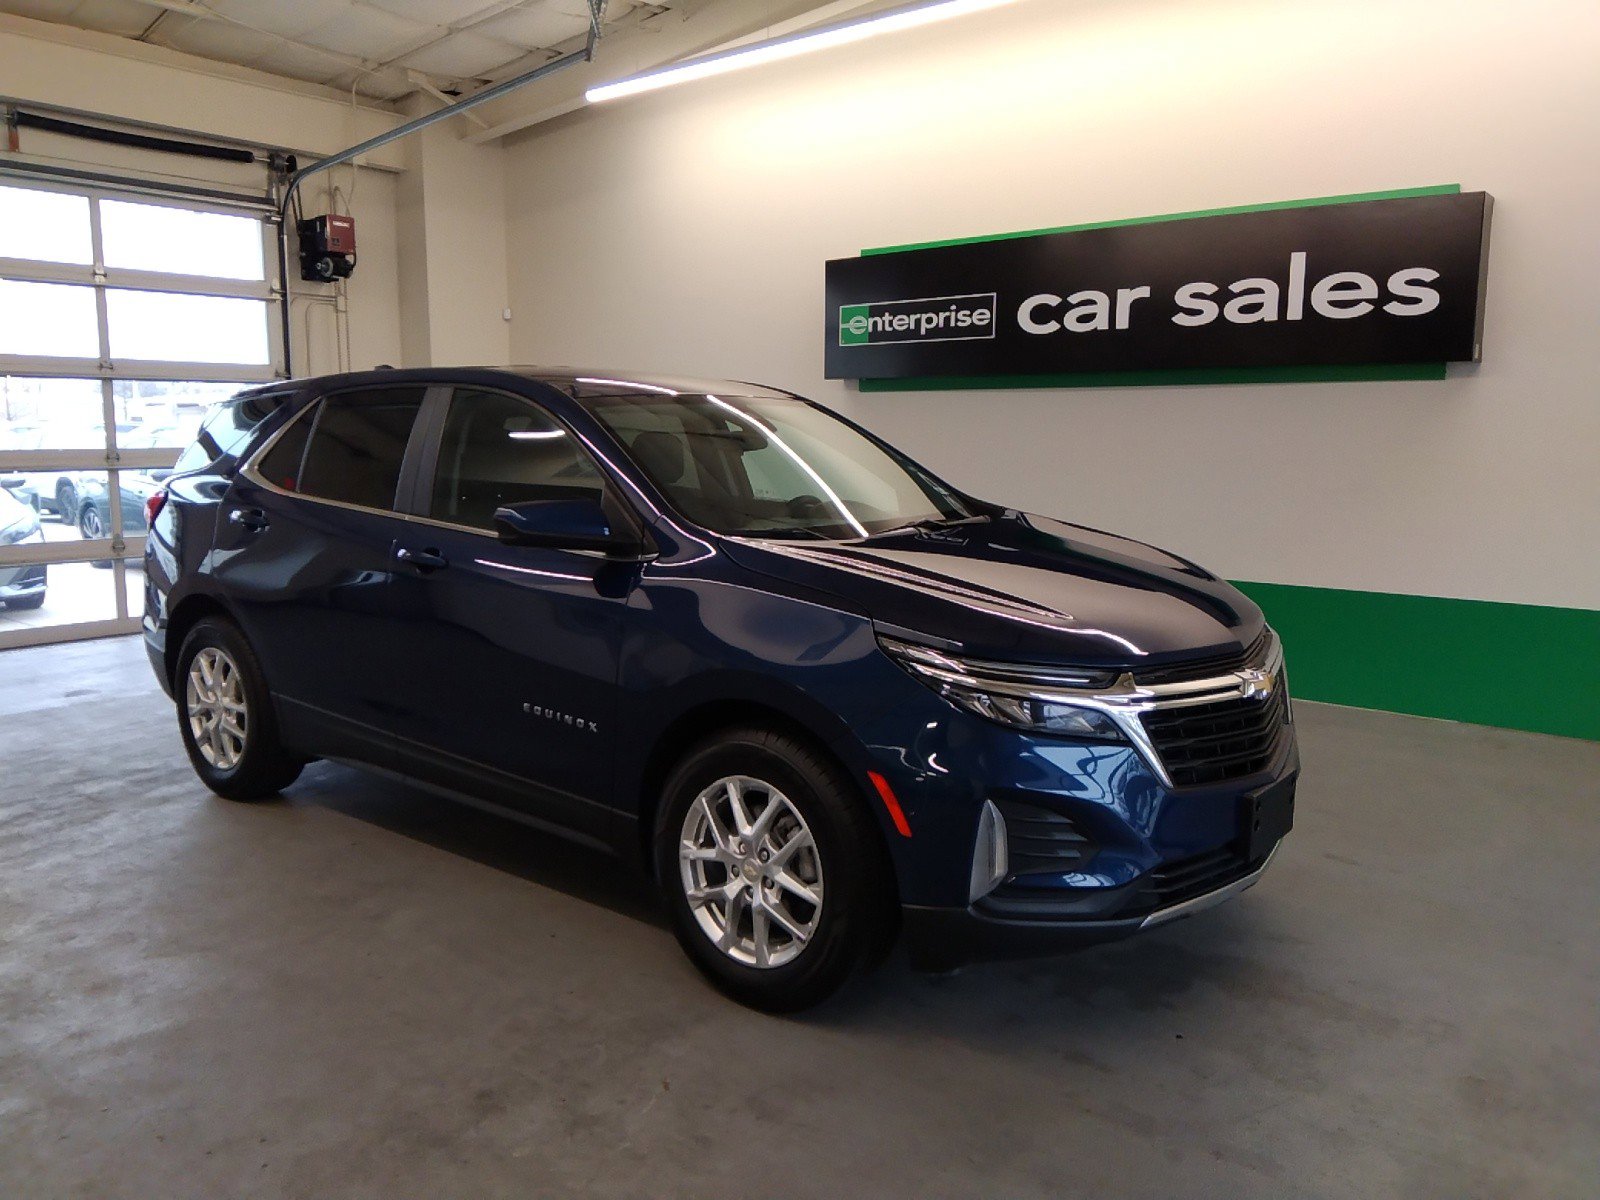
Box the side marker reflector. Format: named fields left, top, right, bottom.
left=867, top=771, right=912, bottom=838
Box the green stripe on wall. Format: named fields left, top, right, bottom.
left=861, top=184, right=1463, bottom=256
left=1231, top=581, right=1600, bottom=741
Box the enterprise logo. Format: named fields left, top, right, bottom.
left=838, top=293, right=997, bottom=347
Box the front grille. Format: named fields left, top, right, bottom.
left=1140, top=684, right=1289, bottom=787
left=1134, top=629, right=1269, bottom=686
left=993, top=798, right=1095, bottom=877
left=1149, top=843, right=1252, bottom=907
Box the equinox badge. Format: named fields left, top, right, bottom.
left=522, top=702, right=599, bottom=732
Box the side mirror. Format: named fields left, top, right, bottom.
left=0, top=476, right=24, bottom=488
left=493, top=497, right=645, bottom=556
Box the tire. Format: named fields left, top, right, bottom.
left=175, top=617, right=303, bottom=801
left=78, top=504, right=115, bottom=569
left=655, top=728, right=896, bottom=1012
left=55, top=481, right=77, bottom=522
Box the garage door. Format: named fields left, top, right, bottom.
left=0, top=180, right=283, bottom=650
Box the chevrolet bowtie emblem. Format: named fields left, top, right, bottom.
left=1237, top=667, right=1276, bottom=700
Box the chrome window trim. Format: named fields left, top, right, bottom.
left=239, top=387, right=424, bottom=524
left=238, top=386, right=648, bottom=561
left=883, top=631, right=1287, bottom=789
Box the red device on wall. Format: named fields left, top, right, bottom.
left=298, top=213, right=356, bottom=281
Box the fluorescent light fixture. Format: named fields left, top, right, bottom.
left=585, top=0, right=1023, bottom=104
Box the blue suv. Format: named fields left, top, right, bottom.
left=144, top=368, right=1297, bottom=1010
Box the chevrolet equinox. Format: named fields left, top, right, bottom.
left=144, top=368, right=1298, bottom=1011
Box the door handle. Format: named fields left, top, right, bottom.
left=229, top=507, right=269, bottom=532
left=396, top=546, right=448, bottom=571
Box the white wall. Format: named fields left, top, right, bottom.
left=0, top=12, right=406, bottom=379
left=501, top=0, right=1600, bottom=611
left=394, top=98, right=512, bottom=369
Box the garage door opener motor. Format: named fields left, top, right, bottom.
left=297, top=213, right=356, bottom=282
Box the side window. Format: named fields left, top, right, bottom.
left=429, top=389, right=604, bottom=531
left=253, top=405, right=314, bottom=492
left=297, top=386, right=427, bottom=511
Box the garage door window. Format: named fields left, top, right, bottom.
left=0, top=179, right=283, bottom=650
left=0, top=184, right=93, bottom=265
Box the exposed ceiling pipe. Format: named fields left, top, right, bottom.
left=274, top=0, right=610, bottom=376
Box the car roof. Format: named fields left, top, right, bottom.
left=231, top=367, right=794, bottom=404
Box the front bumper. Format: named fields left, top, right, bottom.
left=0, top=563, right=47, bottom=601
left=834, top=641, right=1300, bottom=966
left=903, top=842, right=1283, bottom=971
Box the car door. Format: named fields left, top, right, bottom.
left=213, top=383, right=431, bottom=757
left=384, top=385, right=639, bottom=831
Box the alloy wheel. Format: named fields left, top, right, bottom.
left=678, top=775, right=825, bottom=969
left=185, top=647, right=248, bottom=771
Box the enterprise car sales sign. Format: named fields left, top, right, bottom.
left=824, top=191, right=1492, bottom=381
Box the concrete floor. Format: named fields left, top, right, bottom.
left=1, top=638, right=1596, bottom=1199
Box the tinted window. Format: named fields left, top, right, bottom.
left=298, top=387, right=426, bottom=511
left=253, top=408, right=314, bottom=492
left=430, top=389, right=603, bottom=531
left=174, top=391, right=288, bottom=473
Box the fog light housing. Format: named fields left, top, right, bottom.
left=968, top=798, right=1009, bottom=902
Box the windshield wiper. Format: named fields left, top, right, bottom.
left=861, top=514, right=989, bottom=540
left=741, top=526, right=837, bottom=541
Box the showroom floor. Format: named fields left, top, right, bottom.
left=1, top=638, right=1594, bottom=1199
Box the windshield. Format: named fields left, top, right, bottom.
left=581, top=391, right=972, bottom=539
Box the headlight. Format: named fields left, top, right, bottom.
left=0, top=514, right=42, bottom=545
left=879, top=634, right=1126, bottom=741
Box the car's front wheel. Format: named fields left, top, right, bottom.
left=656, top=729, right=895, bottom=1012
left=175, top=617, right=304, bottom=801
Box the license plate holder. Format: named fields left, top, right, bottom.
left=1241, top=775, right=1296, bottom=860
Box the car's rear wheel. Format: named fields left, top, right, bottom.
left=54, top=480, right=77, bottom=522
left=175, top=617, right=303, bottom=801
left=655, top=728, right=895, bottom=1012
left=77, top=504, right=116, bottom=568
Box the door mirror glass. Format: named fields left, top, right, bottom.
left=493, top=497, right=637, bottom=554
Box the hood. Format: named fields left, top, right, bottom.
left=720, top=512, right=1264, bottom=670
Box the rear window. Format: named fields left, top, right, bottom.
left=253, top=407, right=314, bottom=492
left=171, top=390, right=290, bottom=473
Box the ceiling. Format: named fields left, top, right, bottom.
left=0, top=0, right=673, bottom=102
